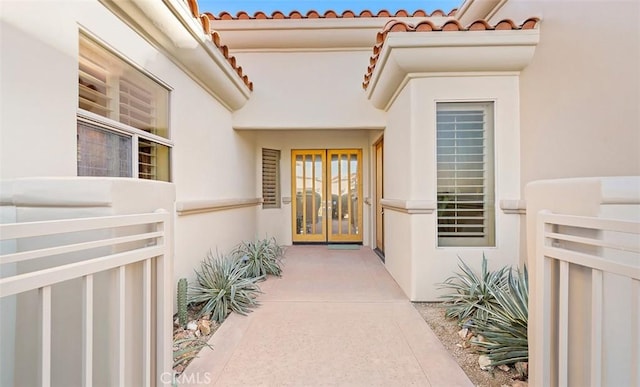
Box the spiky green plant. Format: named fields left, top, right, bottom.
left=438, top=255, right=509, bottom=324
left=232, top=237, right=284, bottom=279
left=177, top=278, right=188, bottom=327
left=173, top=337, right=212, bottom=369
left=470, top=266, right=529, bottom=366
left=189, top=250, right=262, bottom=323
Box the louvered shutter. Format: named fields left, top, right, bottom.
left=262, top=149, right=280, bottom=208
left=77, top=34, right=170, bottom=182
left=79, top=48, right=111, bottom=117
left=436, top=103, right=495, bottom=247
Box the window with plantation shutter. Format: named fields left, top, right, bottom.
left=262, top=149, right=280, bottom=208
left=436, top=102, right=495, bottom=247
left=77, top=33, right=171, bottom=182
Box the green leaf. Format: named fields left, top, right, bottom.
left=188, top=250, right=262, bottom=323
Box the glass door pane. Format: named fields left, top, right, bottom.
left=328, top=149, right=362, bottom=242
left=292, top=150, right=326, bottom=242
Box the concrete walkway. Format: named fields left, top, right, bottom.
left=184, top=246, right=472, bottom=386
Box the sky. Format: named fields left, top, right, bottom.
left=197, top=0, right=462, bottom=15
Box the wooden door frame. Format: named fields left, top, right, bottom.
left=291, top=149, right=363, bottom=244
left=326, top=149, right=363, bottom=243
left=291, top=150, right=326, bottom=243
left=374, top=137, right=384, bottom=255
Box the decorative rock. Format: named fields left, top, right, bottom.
left=515, top=362, right=529, bottom=378
left=461, top=340, right=471, bottom=349
left=198, top=319, right=211, bottom=335
left=478, top=355, right=492, bottom=370
left=173, top=331, right=188, bottom=341
left=498, top=364, right=510, bottom=372
left=458, top=328, right=469, bottom=339
left=476, top=334, right=486, bottom=343
left=512, top=381, right=528, bottom=387
left=186, top=321, right=198, bottom=331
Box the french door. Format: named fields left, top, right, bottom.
left=291, top=149, right=363, bottom=243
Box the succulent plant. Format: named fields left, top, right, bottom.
left=232, top=237, right=284, bottom=279
left=189, top=250, right=262, bottom=323
left=438, top=255, right=509, bottom=324
left=470, top=266, right=529, bottom=366
left=177, top=278, right=188, bottom=327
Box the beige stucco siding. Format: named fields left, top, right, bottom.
left=231, top=50, right=386, bottom=130
left=492, top=0, right=640, bottom=187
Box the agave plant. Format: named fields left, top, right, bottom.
left=438, top=255, right=509, bottom=324
left=470, top=266, right=529, bottom=366
left=232, top=237, right=284, bottom=279
left=189, top=250, right=262, bottom=323
left=173, top=337, right=211, bottom=369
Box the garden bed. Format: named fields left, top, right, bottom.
left=414, top=302, right=527, bottom=387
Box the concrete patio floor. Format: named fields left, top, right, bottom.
left=183, top=246, right=473, bottom=386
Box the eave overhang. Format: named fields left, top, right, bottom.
left=99, top=0, right=252, bottom=111
left=365, top=24, right=540, bottom=110
left=208, top=17, right=454, bottom=51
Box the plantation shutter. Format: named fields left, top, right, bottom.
left=119, top=78, right=158, bottom=180
left=262, top=149, right=281, bottom=208
left=78, top=34, right=171, bottom=182
left=436, top=103, right=495, bottom=247
left=79, top=50, right=111, bottom=117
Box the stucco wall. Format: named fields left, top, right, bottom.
left=231, top=50, right=386, bottom=130
left=490, top=0, right=640, bottom=186
left=383, top=77, right=523, bottom=301
left=381, top=86, right=414, bottom=295
left=0, top=0, right=259, bottom=285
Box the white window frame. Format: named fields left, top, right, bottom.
left=77, top=110, right=174, bottom=178
left=436, top=101, right=496, bottom=247
left=77, top=32, right=173, bottom=181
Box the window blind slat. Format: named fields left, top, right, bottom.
left=437, top=102, right=494, bottom=247
left=78, top=34, right=170, bottom=183
left=262, top=149, right=280, bottom=209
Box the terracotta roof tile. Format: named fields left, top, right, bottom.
left=362, top=17, right=540, bottom=90
left=183, top=1, right=254, bottom=91
left=206, top=9, right=457, bottom=20
left=441, top=19, right=464, bottom=31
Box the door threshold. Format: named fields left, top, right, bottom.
left=327, top=244, right=361, bottom=250
left=292, top=242, right=363, bottom=246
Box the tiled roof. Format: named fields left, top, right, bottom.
left=205, top=9, right=457, bottom=20
left=362, top=17, right=540, bottom=90
left=184, top=0, right=253, bottom=91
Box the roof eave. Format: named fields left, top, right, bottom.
left=365, top=29, right=540, bottom=110
left=99, top=0, right=252, bottom=111
left=209, top=16, right=456, bottom=51
left=456, top=0, right=509, bottom=26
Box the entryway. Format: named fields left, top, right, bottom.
left=291, top=149, right=362, bottom=243
left=182, top=246, right=474, bottom=386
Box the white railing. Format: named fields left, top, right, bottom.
left=0, top=210, right=173, bottom=387
left=534, top=210, right=640, bottom=386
